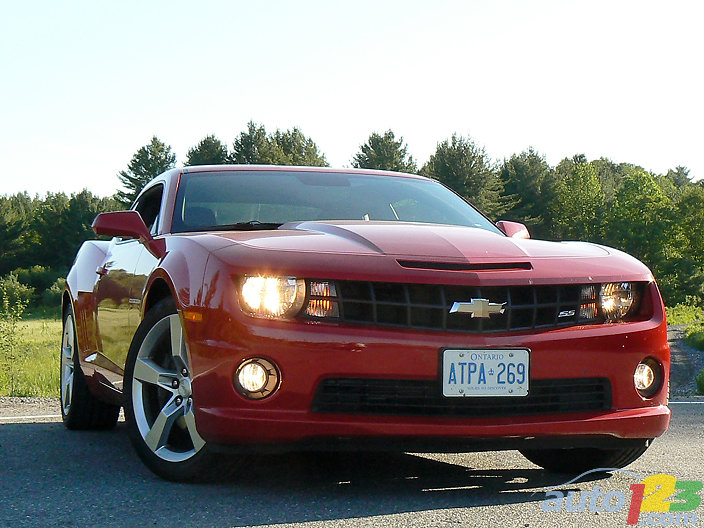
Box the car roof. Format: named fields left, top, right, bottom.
left=178, top=165, right=429, bottom=181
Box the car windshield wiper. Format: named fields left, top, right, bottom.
left=207, top=221, right=284, bottom=231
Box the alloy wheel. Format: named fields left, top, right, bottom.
left=60, top=314, right=76, bottom=415
left=131, top=314, right=205, bottom=462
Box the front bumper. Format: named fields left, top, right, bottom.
left=187, top=296, right=670, bottom=450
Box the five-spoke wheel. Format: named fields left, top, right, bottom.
left=130, top=313, right=205, bottom=462
left=124, top=298, right=219, bottom=481
left=60, top=315, right=75, bottom=416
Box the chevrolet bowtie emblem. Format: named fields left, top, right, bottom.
left=449, top=299, right=506, bottom=318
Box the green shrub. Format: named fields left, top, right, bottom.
left=12, top=266, right=64, bottom=305
left=0, top=273, right=35, bottom=307
left=0, top=283, right=29, bottom=395
left=12, top=265, right=61, bottom=294
left=666, top=302, right=703, bottom=325
left=41, top=277, right=66, bottom=307
left=685, top=323, right=704, bottom=351
left=697, top=370, right=704, bottom=396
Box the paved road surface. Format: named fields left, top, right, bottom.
left=0, top=401, right=702, bottom=528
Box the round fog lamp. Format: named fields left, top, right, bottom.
left=235, top=358, right=279, bottom=399
left=634, top=359, right=661, bottom=398
left=239, top=362, right=268, bottom=392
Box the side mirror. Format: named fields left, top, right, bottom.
left=496, top=220, right=530, bottom=239
left=92, top=211, right=166, bottom=258
left=92, top=211, right=152, bottom=241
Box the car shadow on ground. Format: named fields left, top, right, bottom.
left=0, top=421, right=606, bottom=527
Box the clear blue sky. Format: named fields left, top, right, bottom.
left=1, top=0, right=701, bottom=197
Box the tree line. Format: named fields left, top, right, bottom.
left=1, top=121, right=702, bottom=309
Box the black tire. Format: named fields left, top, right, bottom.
left=60, top=305, right=120, bottom=430
left=123, top=298, right=225, bottom=481
left=520, top=441, right=653, bottom=473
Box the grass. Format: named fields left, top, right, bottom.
left=684, top=322, right=704, bottom=351
left=666, top=303, right=704, bottom=326
left=681, top=319, right=704, bottom=396
left=0, top=317, right=61, bottom=397
left=25, top=304, right=62, bottom=320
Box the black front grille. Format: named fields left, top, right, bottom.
left=313, top=282, right=583, bottom=333
left=312, top=377, right=612, bottom=417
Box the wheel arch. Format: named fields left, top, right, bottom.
left=61, top=289, right=72, bottom=323
left=143, top=275, right=176, bottom=316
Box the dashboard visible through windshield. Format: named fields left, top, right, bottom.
left=171, top=170, right=500, bottom=234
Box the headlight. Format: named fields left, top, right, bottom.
left=239, top=276, right=306, bottom=319
left=579, top=282, right=639, bottom=322
left=600, top=282, right=637, bottom=320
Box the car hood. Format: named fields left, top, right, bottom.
left=194, top=221, right=653, bottom=285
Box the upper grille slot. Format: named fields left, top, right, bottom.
left=308, top=282, right=583, bottom=333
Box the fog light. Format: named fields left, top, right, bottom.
left=235, top=358, right=279, bottom=399
left=634, top=358, right=662, bottom=398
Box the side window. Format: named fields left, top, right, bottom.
left=133, top=184, right=164, bottom=235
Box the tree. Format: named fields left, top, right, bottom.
left=351, top=130, right=417, bottom=172
left=186, top=135, right=229, bottom=166
left=116, top=136, right=176, bottom=206
left=660, top=184, right=704, bottom=304
left=272, top=128, right=328, bottom=166
left=499, top=148, right=552, bottom=234
left=665, top=166, right=692, bottom=188
left=31, top=190, right=118, bottom=274
left=603, top=170, right=673, bottom=296
left=589, top=158, right=643, bottom=204
left=230, top=121, right=327, bottom=166
left=0, top=198, right=27, bottom=276
left=421, top=134, right=507, bottom=218
left=230, top=122, right=273, bottom=164
left=548, top=160, right=605, bottom=241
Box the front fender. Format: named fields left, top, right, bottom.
left=64, top=240, right=110, bottom=359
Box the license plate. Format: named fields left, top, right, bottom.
left=442, top=349, right=529, bottom=397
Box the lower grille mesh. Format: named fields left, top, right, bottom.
left=312, top=377, right=611, bottom=417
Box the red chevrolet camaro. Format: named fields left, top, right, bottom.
left=61, top=165, right=670, bottom=481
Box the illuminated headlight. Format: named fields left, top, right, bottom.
left=600, top=282, right=637, bottom=321
left=579, top=282, right=639, bottom=322
left=239, top=276, right=305, bottom=319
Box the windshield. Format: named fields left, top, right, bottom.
left=171, top=170, right=501, bottom=234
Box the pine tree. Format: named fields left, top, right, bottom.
left=230, top=121, right=327, bottom=166
left=186, top=135, right=229, bottom=166
left=352, top=130, right=417, bottom=172
left=422, top=134, right=507, bottom=218
left=116, top=136, right=176, bottom=206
